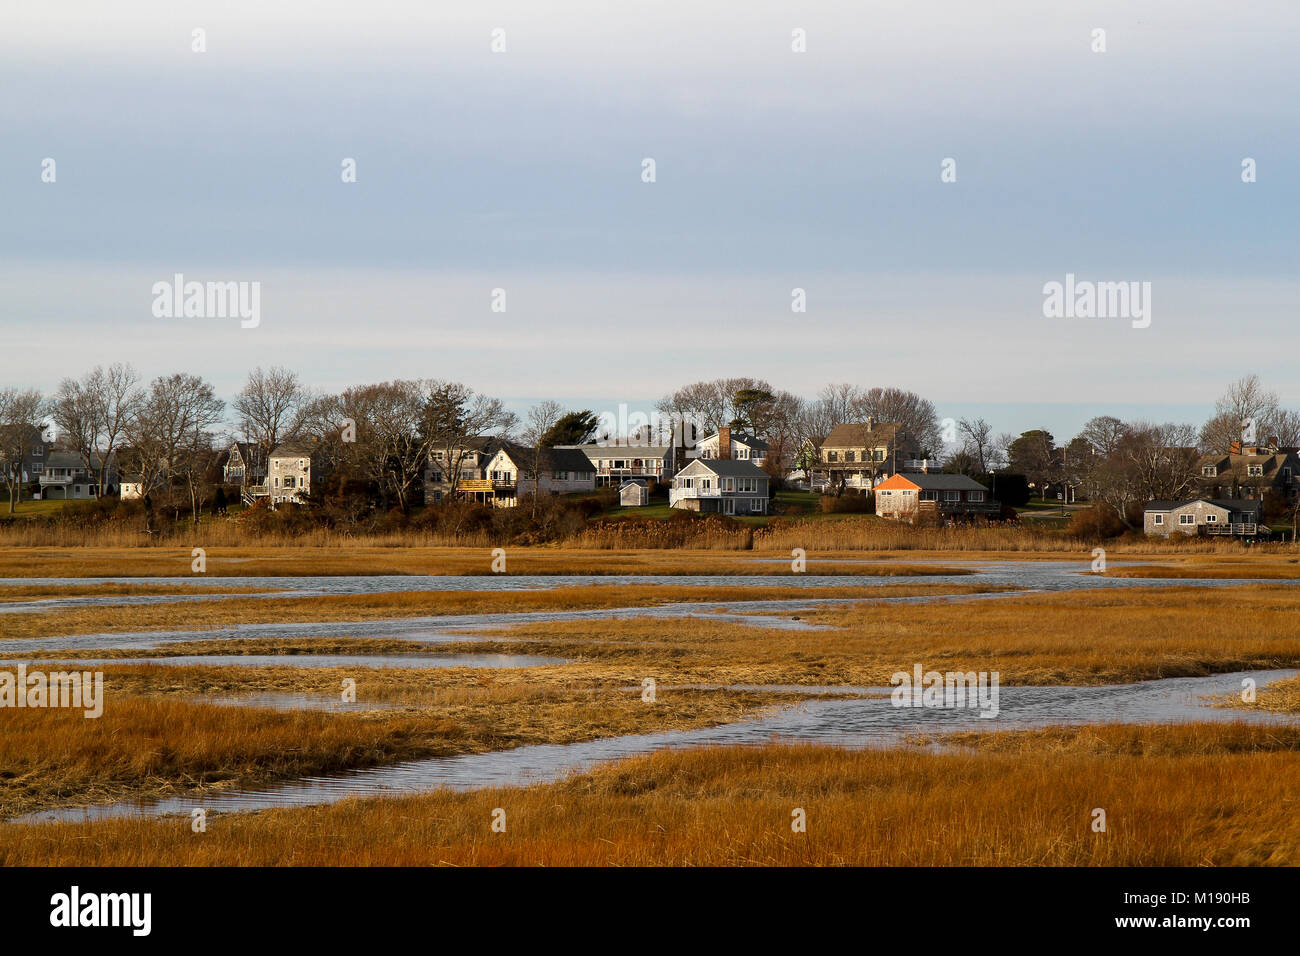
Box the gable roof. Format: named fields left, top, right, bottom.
left=493, top=444, right=594, bottom=473
left=878, top=472, right=989, bottom=492
left=823, top=422, right=909, bottom=448
left=269, top=441, right=316, bottom=458
left=699, top=431, right=769, bottom=452
left=692, top=458, right=769, bottom=478
left=1145, top=498, right=1263, bottom=512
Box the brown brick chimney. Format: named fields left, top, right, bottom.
left=718, top=426, right=731, bottom=460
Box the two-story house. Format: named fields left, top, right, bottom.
left=564, top=444, right=681, bottom=488
left=669, top=458, right=770, bottom=515
left=819, top=420, right=923, bottom=491
left=264, top=441, right=317, bottom=505
left=463, top=444, right=597, bottom=507
left=38, top=451, right=117, bottom=500
left=223, top=442, right=267, bottom=489
left=1144, top=498, right=1266, bottom=538
left=424, top=437, right=509, bottom=504
left=693, top=428, right=768, bottom=467
left=873, top=473, right=997, bottom=523
left=1197, top=443, right=1299, bottom=502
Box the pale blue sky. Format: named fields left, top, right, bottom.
left=2, top=1, right=1297, bottom=439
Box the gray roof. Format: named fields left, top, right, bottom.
left=701, top=431, right=769, bottom=451
left=1144, top=498, right=1262, bottom=512
left=497, top=444, right=594, bottom=473
left=568, top=445, right=671, bottom=458
left=269, top=441, right=315, bottom=458
left=694, top=458, right=769, bottom=478
left=43, top=451, right=94, bottom=469
left=893, top=473, right=988, bottom=491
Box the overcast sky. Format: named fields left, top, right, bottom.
left=3, top=1, right=1297, bottom=440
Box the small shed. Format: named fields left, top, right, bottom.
left=619, top=479, right=649, bottom=507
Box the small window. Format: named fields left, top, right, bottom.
left=1202, top=466, right=1215, bottom=477
left=1205, top=514, right=1218, bottom=523
left=845, top=451, right=855, bottom=462
left=1179, top=514, right=1195, bottom=525
left=1153, top=514, right=1164, bottom=525
left=32, top=446, right=43, bottom=457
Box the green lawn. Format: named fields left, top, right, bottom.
left=1, top=497, right=75, bottom=517
left=597, top=489, right=827, bottom=525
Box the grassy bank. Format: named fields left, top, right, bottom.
left=6, top=724, right=1299, bottom=865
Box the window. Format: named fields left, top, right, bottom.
left=874, top=449, right=885, bottom=462
left=723, top=498, right=734, bottom=514
left=827, top=451, right=839, bottom=462
left=1179, top=514, right=1195, bottom=525
left=920, top=491, right=938, bottom=501
left=1153, top=514, right=1164, bottom=525
left=32, top=446, right=43, bottom=457
left=749, top=498, right=764, bottom=512
left=429, top=471, right=443, bottom=483
left=845, top=450, right=855, bottom=462
left=31, top=463, right=42, bottom=474
left=1248, top=464, right=1263, bottom=476
left=879, top=490, right=892, bottom=497
left=721, top=478, right=734, bottom=492
left=283, top=476, right=296, bottom=489
left=1205, top=514, right=1218, bottom=523
left=969, top=491, right=985, bottom=502
left=1202, top=466, right=1215, bottom=477
left=736, top=448, right=749, bottom=459
left=943, top=490, right=960, bottom=502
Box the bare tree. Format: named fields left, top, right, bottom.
left=423, top=382, right=516, bottom=498
left=0, top=388, right=45, bottom=513
left=233, top=366, right=305, bottom=455
left=522, top=400, right=564, bottom=518
left=956, top=417, right=994, bottom=473
left=49, top=364, right=143, bottom=496
left=1077, top=415, right=1126, bottom=458
left=860, top=386, right=942, bottom=454
left=126, top=373, right=225, bottom=502
left=1200, top=375, right=1281, bottom=454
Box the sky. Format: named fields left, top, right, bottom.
left=2, top=1, right=1298, bottom=441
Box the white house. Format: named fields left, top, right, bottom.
left=693, top=427, right=767, bottom=467
left=669, top=458, right=769, bottom=515
left=424, top=436, right=510, bottom=504
left=471, top=444, right=597, bottom=507
left=565, top=444, right=680, bottom=488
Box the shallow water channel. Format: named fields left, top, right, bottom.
left=15, top=669, right=1297, bottom=824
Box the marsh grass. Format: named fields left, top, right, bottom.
left=5, top=724, right=1299, bottom=866
left=0, top=683, right=793, bottom=818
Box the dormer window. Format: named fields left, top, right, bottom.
left=1247, top=464, right=1263, bottom=476
left=1202, top=466, right=1215, bottom=477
